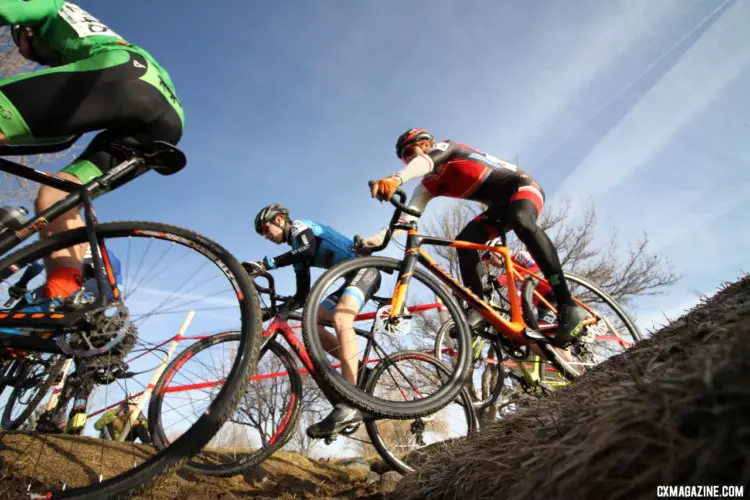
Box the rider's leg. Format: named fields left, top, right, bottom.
left=0, top=50, right=182, bottom=301
left=455, top=216, right=493, bottom=330
left=307, top=268, right=380, bottom=438
left=330, top=294, right=361, bottom=386
left=35, top=172, right=86, bottom=299
left=316, top=305, right=342, bottom=359
left=133, top=423, right=152, bottom=444
left=503, top=191, right=586, bottom=346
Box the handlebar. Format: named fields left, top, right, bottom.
left=352, top=180, right=423, bottom=253
left=250, top=270, right=295, bottom=320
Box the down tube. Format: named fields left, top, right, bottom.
left=389, top=251, right=419, bottom=319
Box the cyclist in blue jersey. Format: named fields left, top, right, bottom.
left=244, top=203, right=380, bottom=438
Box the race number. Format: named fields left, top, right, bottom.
left=58, top=3, right=121, bottom=39
left=470, top=151, right=519, bottom=172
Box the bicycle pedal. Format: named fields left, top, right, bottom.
left=523, top=329, right=549, bottom=343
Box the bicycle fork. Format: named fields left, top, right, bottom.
left=388, top=234, right=421, bottom=320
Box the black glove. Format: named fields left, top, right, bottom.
left=242, top=260, right=267, bottom=276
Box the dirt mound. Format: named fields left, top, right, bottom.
left=394, top=275, right=750, bottom=500
left=0, top=436, right=386, bottom=499
left=142, top=452, right=377, bottom=500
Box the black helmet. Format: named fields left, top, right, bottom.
left=255, top=203, right=289, bottom=234
left=395, top=128, right=434, bottom=159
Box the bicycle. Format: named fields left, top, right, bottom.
left=433, top=244, right=641, bottom=411
left=0, top=349, right=66, bottom=430
left=148, top=270, right=478, bottom=476
left=300, top=186, right=642, bottom=419
left=0, top=136, right=261, bottom=499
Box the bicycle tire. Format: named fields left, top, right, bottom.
left=523, top=271, right=642, bottom=380
left=1, top=355, right=66, bottom=430
left=301, top=256, right=472, bottom=419
left=0, top=359, right=19, bottom=400
left=0, top=221, right=261, bottom=499
left=364, top=350, right=478, bottom=474
left=149, top=334, right=302, bottom=477
left=433, top=319, right=505, bottom=411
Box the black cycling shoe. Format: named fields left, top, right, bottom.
left=306, top=403, right=363, bottom=439
left=554, top=304, right=588, bottom=347
left=449, top=308, right=487, bottom=339
left=36, top=410, right=65, bottom=434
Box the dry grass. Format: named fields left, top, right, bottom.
left=395, top=275, right=750, bottom=500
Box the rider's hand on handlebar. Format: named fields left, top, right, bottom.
left=242, top=260, right=267, bottom=276
left=355, top=232, right=385, bottom=255
left=370, top=176, right=402, bottom=202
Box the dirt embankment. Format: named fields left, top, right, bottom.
left=3, top=276, right=747, bottom=499
left=0, top=444, right=391, bottom=500
left=392, top=275, right=750, bottom=499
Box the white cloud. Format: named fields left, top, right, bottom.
left=503, top=0, right=683, bottom=154
left=552, top=0, right=750, bottom=202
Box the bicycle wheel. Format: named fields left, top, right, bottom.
left=364, top=350, right=478, bottom=474
left=301, top=256, right=472, bottom=419
left=523, top=271, right=642, bottom=379
left=1, top=354, right=66, bottom=430
left=0, top=221, right=261, bottom=499
left=433, top=319, right=505, bottom=411
left=149, top=333, right=302, bottom=477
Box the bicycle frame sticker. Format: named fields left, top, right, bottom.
left=14, top=217, right=49, bottom=241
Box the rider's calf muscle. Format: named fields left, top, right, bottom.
left=35, top=172, right=87, bottom=269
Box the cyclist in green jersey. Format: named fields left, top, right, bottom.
left=93, top=391, right=151, bottom=443
left=0, top=0, right=184, bottom=302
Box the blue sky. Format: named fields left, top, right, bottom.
left=31, top=0, right=750, bottom=330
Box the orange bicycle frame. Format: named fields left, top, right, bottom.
left=389, top=229, right=530, bottom=345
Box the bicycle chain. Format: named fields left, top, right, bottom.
left=70, top=310, right=137, bottom=376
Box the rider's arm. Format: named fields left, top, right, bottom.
left=391, top=142, right=454, bottom=184
left=362, top=183, right=434, bottom=247
left=286, top=267, right=311, bottom=310
left=264, top=223, right=317, bottom=270
left=391, top=155, right=433, bottom=184
left=0, top=0, right=59, bottom=25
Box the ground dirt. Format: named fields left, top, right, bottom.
left=3, top=276, right=747, bottom=499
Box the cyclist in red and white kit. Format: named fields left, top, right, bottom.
left=362, top=129, right=587, bottom=347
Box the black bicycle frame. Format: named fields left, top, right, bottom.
left=0, top=155, right=144, bottom=341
